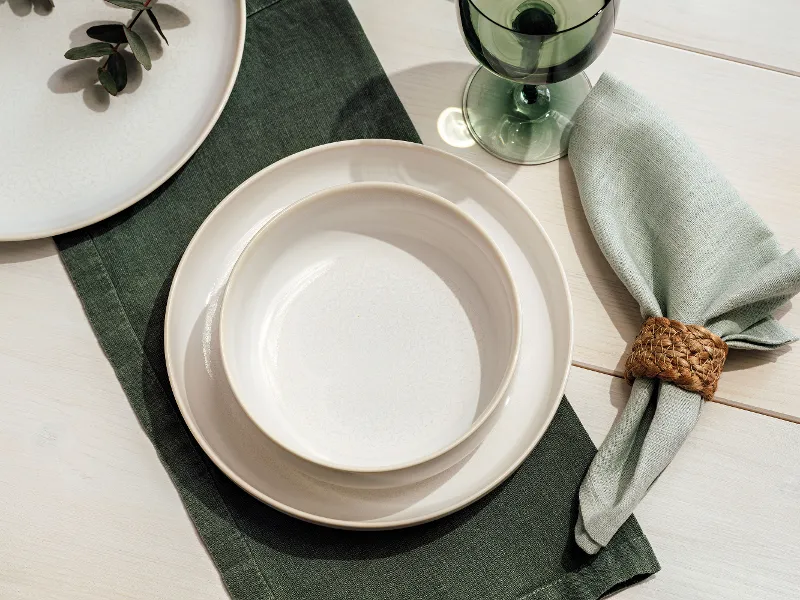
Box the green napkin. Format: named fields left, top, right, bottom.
left=56, top=2, right=658, bottom=597
left=568, top=73, right=800, bottom=554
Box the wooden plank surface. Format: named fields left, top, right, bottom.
left=0, top=253, right=796, bottom=600
left=0, top=240, right=229, bottom=600
left=615, top=0, right=800, bottom=76
left=350, top=0, right=800, bottom=420
left=0, top=1, right=798, bottom=598
left=569, top=368, right=800, bottom=600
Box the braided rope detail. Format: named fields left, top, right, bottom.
left=624, top=317, right=729, bottom=401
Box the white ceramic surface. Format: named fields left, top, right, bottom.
left=0, top=1, right=245, bottom=240
left=164, top=140, right=573, bottom=528
left=220, top=182, right=521, bottom=478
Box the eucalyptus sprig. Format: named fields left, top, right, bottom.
left=64, top=0, right=171, bottom=96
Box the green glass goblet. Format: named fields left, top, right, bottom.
left=458, top=0, right=618, bottom=164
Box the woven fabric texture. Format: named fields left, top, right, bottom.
left=568, top=73, right=800, bottom=554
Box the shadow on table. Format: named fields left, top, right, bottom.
left=331, top=61, right=520, bottom=185
left=0, top=239, right=59, bottom=265
left=725, top=342, right=793, bottom=372
left=3, top=0, right=53, bottom=17
left=558, top=159, right=640, bottom=373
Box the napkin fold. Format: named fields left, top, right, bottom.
left=568, top=73, right=800, bottom=554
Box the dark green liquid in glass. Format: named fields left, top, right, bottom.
left=458, top=0, right=618, bottom=164
left=459, top=0, right=615, bottom=85
left=513, top=7, right=558, bottom=35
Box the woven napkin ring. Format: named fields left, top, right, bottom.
left=624, top=316, right=729, bottom=401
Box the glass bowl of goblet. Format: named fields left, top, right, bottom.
left=458, top=0, right=618, bottom=164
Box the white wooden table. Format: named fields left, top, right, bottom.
left=2, top=1, right=799, bottom=598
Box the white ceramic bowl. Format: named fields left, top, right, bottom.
left=219, top=182, right=521, bottom=488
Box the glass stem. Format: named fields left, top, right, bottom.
left=514, top=84, right=551, bottom=120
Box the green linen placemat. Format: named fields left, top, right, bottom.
left=56, top=0, right=659, bottom=598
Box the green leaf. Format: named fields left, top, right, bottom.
left=64, top=42, right=115, bottom=60
left=107, top=52, right=128, bottom=93
left=124, top=26, right=151, bottom=70
left=97, top=66, right=118, bottom=96
left=106, top=0, right=149, bottom=9
left=87, top=24, right=127, bottom=44
left=147, top=9, right=168, bottom=45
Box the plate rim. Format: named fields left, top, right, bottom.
left=164, top=139, right=575, bottom=529
left=1, top=0, right=247, bottom=242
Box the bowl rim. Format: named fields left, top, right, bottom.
left=218, top=180, right=523, bottom=474
left=463, top=0, right=615, bottom=37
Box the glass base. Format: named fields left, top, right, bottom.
left=462, top=67, right=591, bottom=165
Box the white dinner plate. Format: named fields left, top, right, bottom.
left=165, top=140, right=573, bottom=528
left=0, top=0, right=245, bottom=240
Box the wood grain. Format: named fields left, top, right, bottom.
left=0, top=257, right=796, bottom=600
left=0, top=2, right=798, bottom=598
left=349, top=0, right=800, bottom=419
left=615, top=0, right=800, bottom=76
left=0, top=239, right=229, bottom=600
left=569, top=368, right=800, bottom=600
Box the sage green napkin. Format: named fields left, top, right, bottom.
left=55, top=2, right=659, bottom=597
left=568, top=73, right=800, bottom=554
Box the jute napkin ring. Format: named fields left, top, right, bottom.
left=624, top=317, right=729, bottom=401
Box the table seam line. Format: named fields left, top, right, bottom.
left=613, top=30, right=800, bottom=78
left=571, top=362, right=800, bottom=424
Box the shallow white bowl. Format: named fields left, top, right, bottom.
left=219, top=182, right=521, bottom=486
